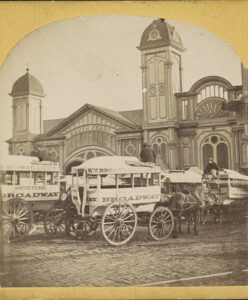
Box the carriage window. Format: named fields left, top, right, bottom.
left=46, top=172, right=55, bottom=185
left=3, top=172, right=14, bottom=185
left=34, top=172, right=45, bottom=185
left=45, top=172, right=59, bottom=185
left=133, top=174, right=143, bottom=187
left=100, top=174, right=117, bottom=189
left=118, top=174, right=132, bottom=188
left=88, top=175, right=98, bottom=189
left=19, top=172, right=30, bottom=185
left=149, top=173, right=160, bottom=186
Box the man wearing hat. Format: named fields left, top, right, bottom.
left=140, top=143, right=156, bottom=164
left=204, top=157, right=219, bottom=178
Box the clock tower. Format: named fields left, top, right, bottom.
left=138, top=19, right=185, bottom=169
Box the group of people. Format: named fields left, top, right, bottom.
left=140, top=142, right=219, bottom=178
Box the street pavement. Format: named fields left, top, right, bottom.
left=1, top=221, right=247, bottom=287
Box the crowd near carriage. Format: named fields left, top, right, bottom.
left=1, top=154, right=248, bottom=244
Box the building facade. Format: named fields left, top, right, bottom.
left=7, top=19, right=248, bottom=174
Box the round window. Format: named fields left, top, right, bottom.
left=211, top=136, right=218, bottom=144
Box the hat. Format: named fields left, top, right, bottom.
left=209, top=157, right=213, bottom=161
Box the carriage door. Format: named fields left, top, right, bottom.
left=202, top=135, right=229, bottom=169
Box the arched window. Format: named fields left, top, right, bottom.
left=197, top=84, right=228, bottom=104
left=202, top=135, right=229, bottom=169
left=151, top=136, right=168, bottom=170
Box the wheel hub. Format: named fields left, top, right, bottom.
left=116, top=218, right=124, bottom=226
left=158, top=219, right=165, bottom=227
left=10, top=217, right=19, bottom=225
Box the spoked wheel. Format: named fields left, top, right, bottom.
left=44, top=204, right=68, bottom=236
left=148, top=206, right=174, bottom=241
left=2, top=198, right=33, bottom=242
left=70, top=215, right=98, bottom=239
left=101, top=201, right=137, bottom=246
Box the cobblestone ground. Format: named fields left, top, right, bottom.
left=1, top=220, right=247, bottom=287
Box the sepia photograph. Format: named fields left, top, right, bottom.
left=0, top=14, right=247, bottom=289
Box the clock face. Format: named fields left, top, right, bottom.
left=148, top=29, right=162, bottom=41
left=151, top=30, right=158, bottom=39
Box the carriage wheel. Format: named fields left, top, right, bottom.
left=2, top=198, right=33, bottom=242
left=69, top=215, right=98, bottom=239
left=101, top=201, right=137, bottom=246
left=148, top=206, right=174, bottom=241
left=44, top=204, right=67, bottom=236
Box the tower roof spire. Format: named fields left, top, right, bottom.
left=10, top=69, right=45, bottom=97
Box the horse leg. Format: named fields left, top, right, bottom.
left=194, top=209, right=198, bottom=235
left=172, top=215, right=178, bottom=238
left=178, top=213, right=183, bottom=234
left=202, top=207, right=208, bottom=225
left=187, top=211, right=191, bottom=234
left=199, top=208, right=202, bottom=225
left=219, top=206, right=223, bottom=224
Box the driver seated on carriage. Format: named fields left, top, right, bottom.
left=203, top=157, right=219, bottom=180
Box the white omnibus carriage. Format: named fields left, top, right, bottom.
left=203, top=169, right=248, bottom=202
left=202, top=169, right=248, bottom=223
left=47, top=156, right=174, bottom=246
left=1, top=155, right=60, bottom=241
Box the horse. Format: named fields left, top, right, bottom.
left=167, top=191, right=201, bottom=237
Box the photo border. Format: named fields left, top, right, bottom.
left=0, top=1, right=248, bottom=299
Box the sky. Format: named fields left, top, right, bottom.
left=0, top=15, right=242, bottom=155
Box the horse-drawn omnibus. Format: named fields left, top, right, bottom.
left=202, top=169, right=248, bottom=223
left=44, top=156, right=175, bottom=246
left=1, top=155, right=61, bottom=241
left=160, top=169, right=203, bottom=233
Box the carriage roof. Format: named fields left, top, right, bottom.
left=71, top=156, right=161, bottom=175
left=0, top=155, right=60, bottom=172
left=161, top=170, right=202, bottom=183
left=220, top=169, right=248, bottom=181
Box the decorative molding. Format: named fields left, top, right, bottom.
left=195, top=98, right=231, bottom=120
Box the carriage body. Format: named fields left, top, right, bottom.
left=1, top=155, right=61, bottom=241
left=202, top=169, right=248, bottom=203
left=69, top=156, right=174, bottom=245
left=201, top=169, right=248, bottom=223
left=71, top=156, right=161, bottom=217
left=161, top=169, right=202, bottom=197
left=1, top=156, right=60, bottom=209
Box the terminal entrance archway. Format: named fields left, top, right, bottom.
left=64, top=148, right=114, bottom=174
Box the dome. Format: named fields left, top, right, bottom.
left=139, top=19, right=184, bottom=51
left=10, top=69, right=45, bottom=97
